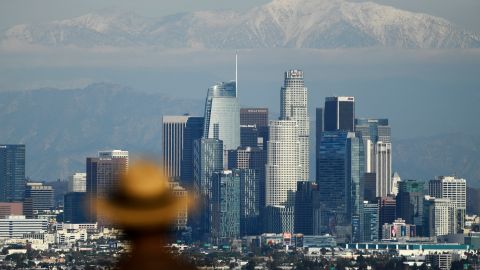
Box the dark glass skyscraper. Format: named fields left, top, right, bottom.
left=192, top=138, right=223, bottom=238
left=211, top=170, right=241, bottom=244
left=64, top=192, right=88, bottom=223
left=0, top=144, right=25, bottom=202
left=294, top=181, right=321, bottom=235
left=396, top=180, right=425, bottom=234
left=324, top=97, right=355, bottom=132
left=180, top=116, right=204, bottom=188
left=316, top=131, right=364, bottom=242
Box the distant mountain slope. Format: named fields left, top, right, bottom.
left=1, top=84, right=479, bottom=187
left=394, top=133, right=480, bottom=187
left=3, top=0, right=480, bottom=49
left=0, top=83, right=203, bottom=181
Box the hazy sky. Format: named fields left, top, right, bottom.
left=0, top=0, right=479, bottom=139
left=1, top=0, right=480, bottom=31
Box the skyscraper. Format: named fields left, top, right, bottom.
left=181, top=116, right=204, bottom=188
left=240, top=108, right=269, bottom=150
left=210, top=170, right=241, bottom=244
left=316, top=131, right=364, bottom=242
left=64, top=192, right=88, bottom=223
left=227, top=146, right=266, bottom=223
left=162, top=115, right=189, bottom=180
left=315, top=108, right=323, bottom=180
left=192, top=138, right=223, bottom=237
left=240, top=108, right=269, bottom=127
left=239, top=169, right=259, bottom=236
left=86, top=150, right=128, bottom=225
left=429, top=176, right=466, bottom=232
left=0, top=144, right=26, bottom=202
left=203, top=81, right=240, bottom=151
left=396, top=180, right=425, bottom=235
left=168, top=180, right=189, bottom=232
left=375, top=142, right=392, bottom=197
left=355, top=118, right=392, bottom=197
left=294, top=181, right=322, bottom=235
left=363, top=201, right=379, bottom=242
left=23, top=182, right=54, bottom=218
left=378, top=196, right=396, bottom=239
left=68, top=172, right=86, bottom=193
left=265, top=120, right=299, bottom=233
left=324, top=97, right=355, bottom=132
left=280, top=70, right=309, bottom=181
left=266, top=120, right=299, bottom=207
left=423, top=196, right=457, bottom=237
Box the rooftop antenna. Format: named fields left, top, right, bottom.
left=235, top=50, right=238, bottom=97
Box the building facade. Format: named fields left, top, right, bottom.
left=86, top=151, right=128, bottom=225
left=68, top=172, right=86, bottom=193
left=203, top=81, right=240, bottom=151
left=23, top=182, right=54, bottom=218
left=210, top=170, right=241, bottom=244
left=423, top=196, right=457, bottom=237
left=63, top=192, right=88, bottom=224
left=192, top=138, right=223, bottom=237
left=324, top=97, right=355, bottom=132
left=162, top=115, right=190, bottom=180
left=396, top=180, right=425, bottom=235
left=316, top=131, right=364, bottom=243
left=0, top=215, right=48, bottom=239
left=280, top=70, right=309, bottom=181
left=428, top=176, right=466, bottom=232
left=181, top=116, right=204, bottom=188
left=294, top=181, right=321, bottom=235
left=0, top=144, right=26, bottom=202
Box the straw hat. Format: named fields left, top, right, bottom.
left=95, top=160, right=191, bottom=228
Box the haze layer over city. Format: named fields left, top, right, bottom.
left=0, top=0, right=479, bottom=269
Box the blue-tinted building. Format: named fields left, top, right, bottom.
left=193, top=138, right=223, bottom=238
left=64, top=192, right=88, bottom=223
left=0, top=144, right=26, bottom=202
left=324, top=97, right=355, bottom=132
left=294, top=181, right=322, bottom=235
left=203, top=81, right=240, bottom=151
left=181, top=116, right=204, bottom=188
left=316, top=131, right=364, bottom=243
left=396, top=180, right=425, bottom=235
left=239, top=169, right=260, bottom=236
left=363, top=201, right=379, bottom=242
left=211, top=170, right=241, bottom=244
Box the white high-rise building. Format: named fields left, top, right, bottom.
left=428, top=176, right=467, bottom=232
left=424, top=196, right=457, bottom=237
left=68, top=173, right=86, bottom=193
left=162, top=115, right=189, bottom=180
left=375, top=142, right=392, bottom=197
left=266, top=120, right=300, bottom=207
left=280, top=70, right=309, bottom=181
left=98, top=150, right=129, bottom=168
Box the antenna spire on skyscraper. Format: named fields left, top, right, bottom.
left=235, top=50, right=238, bottom=97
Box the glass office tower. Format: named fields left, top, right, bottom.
left=316, top=131, right=364, bottom=242
left=203, top=81, right=240, bottom=151
left=0, top=144, right=26, bottom=202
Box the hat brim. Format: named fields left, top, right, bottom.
left=95, top=197, right=193, bottom=228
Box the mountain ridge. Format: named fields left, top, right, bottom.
left=3, top=0, right=480, bottom=49
left=0, top=83, right=479, bottom=187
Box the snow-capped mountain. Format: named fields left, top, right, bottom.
left=4, top=0, right=480, bottom=49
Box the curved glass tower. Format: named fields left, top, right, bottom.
left=203, top=81, right=240, bottom=151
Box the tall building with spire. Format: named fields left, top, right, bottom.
left=203, top=54, right=240, bottom=152
left=280, top=69, right=309, bottom=181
